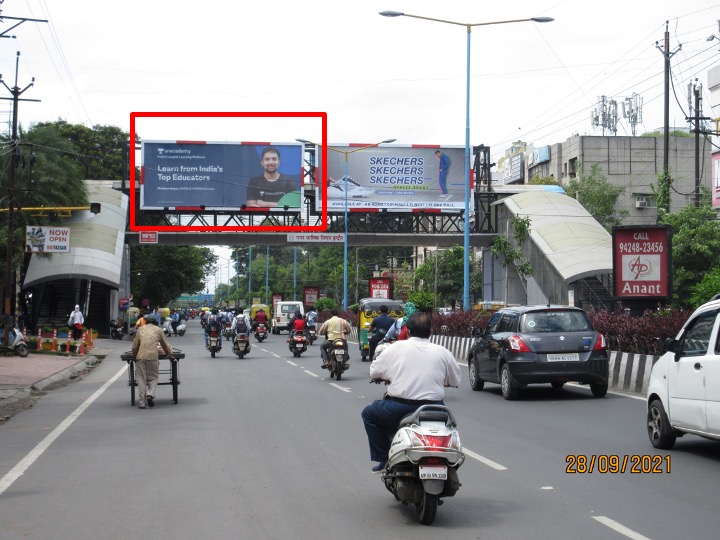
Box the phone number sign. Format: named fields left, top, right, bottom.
left=612, top=226, right=671, bottom=298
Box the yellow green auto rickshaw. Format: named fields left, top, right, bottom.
left=357, top=298, right=404, bottom=362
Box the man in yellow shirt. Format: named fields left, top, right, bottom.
left=318, top=308, right=351, bottom=368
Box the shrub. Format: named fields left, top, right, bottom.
left=431, top=310, right=491, bottom=338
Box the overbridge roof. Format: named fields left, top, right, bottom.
left=499, top=191, right=612, bottom=282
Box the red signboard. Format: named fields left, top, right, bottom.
left=304, top=286, right=319, bottom=307
left=369, top=277, right=393, bottom=299
left=272, top=293, right=283, bottom=311
left=612, top=226, right=671, bottom=299
left=139, top=231, right=158, bottom=243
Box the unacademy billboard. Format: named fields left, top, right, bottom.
left=141, top=141, right=303, bottom=211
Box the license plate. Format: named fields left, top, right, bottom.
left=419, top=466, right=447, bottom=480
left=335, top=353, right=344, bottom=359
left=547, top=353, right=580, bottom=362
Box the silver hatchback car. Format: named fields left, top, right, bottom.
left=468, top=305, right=609, bottom=400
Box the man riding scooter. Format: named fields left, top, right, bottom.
left=318, top=308, right=352, bottom=369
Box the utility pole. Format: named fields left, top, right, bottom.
left=687, top=81, right=711, bottom=208
left=655, top=21, right=682, bottom=213
left=1, top=52, right=40, bottom=347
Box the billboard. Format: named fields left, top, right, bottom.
left=25, top=226, right=70, bottom=253
left=314, top=144, right=465, bottom=212
left=613, top=226, right=671, bottom=299
left=141, top=141, right=303, bottom=211
left=369, top=277, right=394, bottom=299
left=304, top=286, right=319, bottom=307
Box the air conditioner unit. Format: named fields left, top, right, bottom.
left=635, top=199, right=650, bottom=208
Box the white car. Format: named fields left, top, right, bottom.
left=647, top=295, right=720, bottom=449
left=327, top=176, right=375, bottom=198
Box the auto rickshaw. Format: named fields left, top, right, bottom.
left=249, top=303, right=273, bottom=333
left=357, top=298, right=404, bottom=362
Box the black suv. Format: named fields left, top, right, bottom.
left=468, top=305, right=609, bottom=400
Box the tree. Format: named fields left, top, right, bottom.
left=491, top=215, right=534, bottom=290
left=130, top=245, right=217, bottom=307
left=414, top=245, right=470, bottom=310
left=565, top=162, right=628, bottom=231
left=659, top=198, right=720, bottom=309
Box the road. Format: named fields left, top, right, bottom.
left=1, top=319, right=719, bottom=539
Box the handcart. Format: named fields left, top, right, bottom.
left=120, top=348, right=185, bottom=406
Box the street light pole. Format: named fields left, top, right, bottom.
left=296, top=138, right=396, bottom=310
left=380, top=11, right=553, bottom=310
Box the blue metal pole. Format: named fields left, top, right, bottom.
left=248, top=246, right=252, bottom=307
left=343, top=155, right=349, bottom=311
left=265, top=245, right=270, bottom=305
left=293, top=246, right=297, bottom=301
left=463, top=27, right=471, bottom=311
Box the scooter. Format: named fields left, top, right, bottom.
left=377, top=399, right=465, bottom=525
left=110, top=319, right=125, bottom=340
left=0, top=324, right=29, bottom=357
left=254, top=322, right=268, bottom=342
left=163, top=318, right=186, bottom=337
left=207, top=321, right=222, bottom=358
left=305, top=324, right=317, bottom=345
left=288, top=331, right=308, bottom=358
left=233, top=330, right=251, bottom=358
left=223, top=321, right=234, bottom=341
left=326, top=338, right=348, bottom=380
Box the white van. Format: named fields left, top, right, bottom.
left=647, top=295, right=720, bottom=449
left=273, top=301, right=304, bottom=334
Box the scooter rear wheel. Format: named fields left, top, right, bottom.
left=417, top=491, right=438, bottom=525
left=16, top=343, right=29, bottom=358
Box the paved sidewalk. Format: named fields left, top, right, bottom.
left=0, top=339, right=125, bottom=409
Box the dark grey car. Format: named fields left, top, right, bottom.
left=468, top=305, right=609, bottom=400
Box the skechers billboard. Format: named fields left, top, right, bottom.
left=315, top=145, right=466, bottom=212
left=141, top=141, right=303, bottom=211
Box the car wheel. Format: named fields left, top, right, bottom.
left=647, top=399, right=677, bottom=449
left=551, top=381, right=565, bottom=391
left=500, top=364, right=518, bottom=400
left=468, top=357, right=484, bottom=391
left=590, top=382, right=608, bottom=397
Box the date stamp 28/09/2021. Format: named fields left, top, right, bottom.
left=565, top=454, right=671, bottom=474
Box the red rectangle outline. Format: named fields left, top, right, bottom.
left=129, top=112, right=328, bottom=233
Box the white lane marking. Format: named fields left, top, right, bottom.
left=272, top=353, right=280, bottom=358
left=303, top=370, right=319, bottom=378
left=0, top=364, right=128, bottom=496
left=566, top=382, right=646, bottom=401
left=462, top=447, right=508, bottom=471
left=286, top=360, right=297, bottom=366
left=592, top=516, right=652, bottom=540
left=329, top=383, right=351, bottom=393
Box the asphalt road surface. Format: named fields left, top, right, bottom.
left=1, top=319, right=719, bottom=539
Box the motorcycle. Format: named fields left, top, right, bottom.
left=326, top=338, right=348, bottom=381
left=254, top=322, right=268, bottom=342
left=288, top=331, right=308, bottom=358
left=305, top=324, right=317, bottom=345
left=377, top=399, right=465, bottom=526
left=110, top=319, right=125, bottom=340
left=0, top=324, right=29, bottom=357
left=162, top=318, right=186, bottom=337
left=233, top=330, right=251, bottom=359
left=207, top=321, right=222, bottom=358
left=223, top=321, right=234, bottom=341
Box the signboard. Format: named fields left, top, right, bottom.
left=315, top=144, right=465, bottom=212
left=119, top=297, right=129, bottom=310
left=25, top=226, right=70, bottom=253
left=304, top=286, right=319, bottom=307
left=139, top=231, right=158, bottom=243
left=141, top=141, right=303, bottom=211
left=287, top=232, right=345, bottom=243
left=272, top=293, right=283, bottom=311
left=613, top=226, right=671, bottom=299
left=503, top=153, right=524, bottom=184
left=369, top=277, right=393, bottom=299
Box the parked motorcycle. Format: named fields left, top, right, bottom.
left=223, top=321, right=234, bottom=341
left=305, top=324, right=317, bottom=345
left=327, top=338, right=348, bottom=380
left=207, top=321, right=222, bottom=358
left=378, top=400, right=465, bottom=525
left=233, top=330, right=251, bottom=359
left=162, top=318, right=186, bottom=337
left=254, top=323, right=268, bottom=342
left=288, top=332, right=308, bottom=358
left=110, top=319, right=125, bottom=340
left=0, top=324, right=29, bottom=357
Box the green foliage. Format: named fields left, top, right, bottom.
left=314, top=297, right=337, bottom=311
left=491, top=215, right=534, bottom=280
left=131, top=245, right=217, bottom=307
left=528, top=174, right=560, bottom=185
left=414, top=245, right=471, bottom=309
left=407, top=289, right=434, bottom=312
left=660, top=201, right=720, bottom=308
left=650, top=169, right=672, bottom=217
left=690, top=268, right=720, bottom=307
left=565, top=162, right=628, bottom=231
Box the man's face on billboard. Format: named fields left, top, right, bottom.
left=261, top=151, right=279, bottom=175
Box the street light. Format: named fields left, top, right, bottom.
left=296, top=138, right=396, bottom=310
left=380, top=11, right=553, bottom=310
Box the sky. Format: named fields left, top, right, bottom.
left=2, top=0, right=719, bottom=291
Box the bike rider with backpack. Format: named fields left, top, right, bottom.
left=204, top=308, right=225, bottom=349
left=232, top=309, right=252, bottom=336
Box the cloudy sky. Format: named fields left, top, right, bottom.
left=2, top=0, right=718, bottom=164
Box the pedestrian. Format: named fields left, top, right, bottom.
left=67, top=304, right=85, bottom=340
left=131, top=315, right=175, bottom=409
